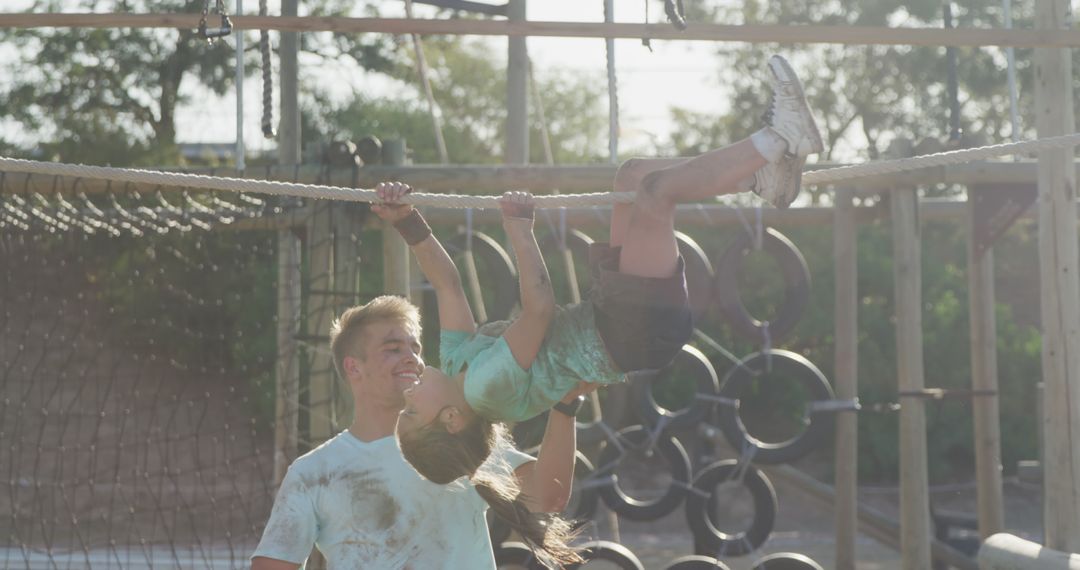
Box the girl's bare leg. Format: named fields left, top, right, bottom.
left=616, top=139, right=768, bottom=279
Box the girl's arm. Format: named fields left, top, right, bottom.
left=515, top=381, right=600, bottom=512
left=498, top=191, right=555, bottom=369
left=372, top=182, right=476, bottom=333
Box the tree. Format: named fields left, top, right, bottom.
left=0, top=0, right=399, bottom=166
left=664, top=1, right=1049, bottom=173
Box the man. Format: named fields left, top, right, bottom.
left=251, top=294, right=586, bottom=569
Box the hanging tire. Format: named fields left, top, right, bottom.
left=568, top=540, right=644, bottom=570
left=716, top=350, right=835, bottom=465
left=494, top=541, right=542, bottom=569
left=752, top=552, right=825, bottom=570
left=663, top=555, right=733, bottom=570
left=685, top=459, right=776, bottom=558
left=595, top=425, right=692, bottom=521
left=564, top=451, right=600, bottom=522
left=440, top=230, right=519, bottom=323
left=538, top=227, right=595, bottom=300
left=676, top=231, right=716, bottom=323
left=714, top=227, right=810, bottom=343
left=632, top=344, right=720, bottom=430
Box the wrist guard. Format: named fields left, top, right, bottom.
left=392, top=209, right=432, bottom=246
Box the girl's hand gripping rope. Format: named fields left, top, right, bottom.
left=375, top=181, right=432, bottom=246
left=499, top=190, right=536, bottom=224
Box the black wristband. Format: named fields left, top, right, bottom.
left=552, top=395, right=586, bottom=418
left=392, top=209, right=432, bottom=246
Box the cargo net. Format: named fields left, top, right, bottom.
left=0, top=168, right=354, bottom=568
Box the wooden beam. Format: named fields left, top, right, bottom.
left=4, top=14, right=1080, bottom=47
left=833, top=187, right=859, bottom=570
left=966, top=192, right=1005, bottom=539
left=762, top=465, right=978, bottom=570
left=273, top=228, right=302, bottom=486
left=504, top=0, right=528, bottom=164
left=1034, top=0, right=1080, bottom=553
left=381, top=139, right=411, bottom=297
left=890, top=185, right=932, bottom=570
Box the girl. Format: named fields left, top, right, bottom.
left=381, top=54, right=822, bottom=568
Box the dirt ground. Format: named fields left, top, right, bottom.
left=572, top=476, right=1044, bottom=569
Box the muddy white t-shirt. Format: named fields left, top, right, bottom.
left=252, top=431, right=531, bottom=569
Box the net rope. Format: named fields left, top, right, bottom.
left=2, top=132, right=1078, bottom=209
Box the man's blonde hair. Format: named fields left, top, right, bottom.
left=329, top=295, right=421, bottom=380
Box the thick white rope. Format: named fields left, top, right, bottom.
left=803, top=132, right=1080, bottom=185
left=1, top=133, right=1078, bottom=209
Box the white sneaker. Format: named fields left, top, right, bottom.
left=764, top=55, right=824, bottom=158
left=750, top=153, right=805, bottom=209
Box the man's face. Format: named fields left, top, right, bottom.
left=347, top=320, right=424, bottom=410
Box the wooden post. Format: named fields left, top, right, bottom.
left=966, top=190, right=1005, bottom=538
left=1034, top=0, right=1080, bottom=552
left=505, top=0, right=528, bottom=164
left=382, top=139, right=411, bottom=296
left=890, top=186, right=932, bottom=570
left=833, top=187, right=858, bottom=570
left=274, top=229, right=302, bottom=486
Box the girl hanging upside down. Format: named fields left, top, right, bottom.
left=378, top=54, right=822, bottom=567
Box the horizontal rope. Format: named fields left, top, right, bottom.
left=1, top=133, right=1077, bottom=209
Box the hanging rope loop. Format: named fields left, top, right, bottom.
left=197, top=0, right=233, bottom=42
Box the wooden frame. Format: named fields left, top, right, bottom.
left=4, top=14, right=1080, bottom=47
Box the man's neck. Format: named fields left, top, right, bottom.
left=348, top=402, right=401, bottom=442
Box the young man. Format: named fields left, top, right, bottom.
left=250, top=295, right=586, bottom=569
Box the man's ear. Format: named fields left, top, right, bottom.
left=343, top=356, right=361, bottom=377
left=439, top=407, right=469, bottom=434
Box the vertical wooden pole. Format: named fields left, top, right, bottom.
left=891, top=187, right=932, bottom=570
left=306, top=203, right=336, bottom=444
left=833, top=187, right=858, bottom=570
left=274, top=229, right=301, bottom=486
left=278, top=0, right=299, bottom=167
left=382, top=139, right=411, bottom=297
left=1034, top=0, right=1080, bottom=552
left=966, top=191, right=1005, bottom=539
left=505, top=0, right=528, bottom=164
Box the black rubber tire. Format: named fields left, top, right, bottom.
left=752, top=552, right=825, bottom=570
left=676, top=231, right=716, bottom=322
left=440, top=230, right=519, bottom=323
left=488, top=508, right=512, bottom=547
left=685, top=459, right=777, bottom=558
left=663, top=555, right=733, bottom=570
left=565, top=451, right=601, bottom=522
left=632, top=344, right=720, bottom=430
left=596, top=425, right=692, bottom=521
left=716, top=350, right=836, bottom=465
left=568, top=540, right=644, bottom=570
left=538, top=227, right=595, bottom=300
left=714, top=227, right=810, bottom=343
left=494, top=541, right=542, bottom=569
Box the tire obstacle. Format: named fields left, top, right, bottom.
left=485, top=225, right=836, bottom=569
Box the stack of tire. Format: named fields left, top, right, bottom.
left=446, top=226, right=831, bottom=570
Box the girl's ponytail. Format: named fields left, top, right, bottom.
left=474, top=472, right=582, bottom=568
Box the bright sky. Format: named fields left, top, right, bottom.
left=171, top=0, right=734, bottom=159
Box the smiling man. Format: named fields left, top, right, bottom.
left=250, top=294, right=580, bottom=569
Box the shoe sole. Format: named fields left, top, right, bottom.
left=768, top=55, right=824, bottom=156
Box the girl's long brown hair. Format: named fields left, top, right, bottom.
left=400, top=418, right=581, bottom=568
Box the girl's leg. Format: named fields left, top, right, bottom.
left=610, top=157, right=757, bottom=247
left=617, top=138, right=769, bottom=279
